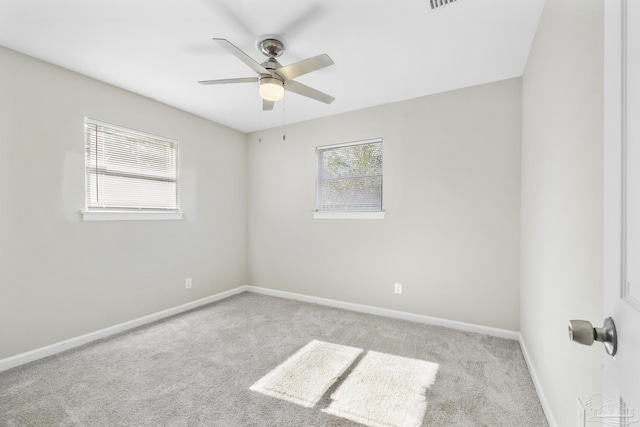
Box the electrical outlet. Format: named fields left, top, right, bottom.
left=394, top=283, right=402, bottom=294
left=185, top=278, right=192, bottom=289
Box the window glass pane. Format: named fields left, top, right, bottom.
left=85, top=119, right=179, bottom=211
left=317, top=140, right=383, bottom=212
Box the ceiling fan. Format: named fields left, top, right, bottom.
left=198, top=37, right=335, bottom=111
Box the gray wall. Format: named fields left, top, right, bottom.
left=520, top=0, right=604, bottom=426
left=0, top=46, right=248, bottom=360
left=247, top=79, right=522, bottom=331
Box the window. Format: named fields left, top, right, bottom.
left=83, top=118, right=181, bottom=221
left=315, top=138, right=384, bottom=219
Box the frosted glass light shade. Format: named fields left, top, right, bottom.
left=259, top=77, right=285, bottom=101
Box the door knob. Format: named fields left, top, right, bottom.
left=568, top=317, right=617, bottom=356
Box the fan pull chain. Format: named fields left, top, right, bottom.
left=258, top=98, right=263, bottom=143
left=282, top=96, right=286, bottom=141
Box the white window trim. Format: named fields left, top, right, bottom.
left=318, top=138, right=382, bottom=150
left=312, top=211, right=386, bottom=220
left=81, top=211, right=183, bottom=221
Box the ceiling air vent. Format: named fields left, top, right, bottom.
left=429, top=0, right=458, bottom=9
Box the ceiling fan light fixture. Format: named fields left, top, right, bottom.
left=259, top=77, right=285, bottom=101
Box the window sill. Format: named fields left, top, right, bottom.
left=81, top=211, right=183, bottom=222
left=312, top=211, right=386, bottom=220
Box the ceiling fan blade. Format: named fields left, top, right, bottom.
left=213, top=38, right=270, bottom=75
left=198, top=77, right=258, bottom=85
left=263, top=100, right=275, bottom=111
left=276, top=54, right=334, bottom=81
left=285, top=80, right=335, bottom=104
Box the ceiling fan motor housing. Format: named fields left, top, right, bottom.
left=262, top=57, right=280, bottom=71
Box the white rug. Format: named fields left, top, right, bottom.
left=322, top=351, right=440, bottom=427
left=249, top=340, right=363, bottom=408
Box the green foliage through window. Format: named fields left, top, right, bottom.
left=316, top=139, right=383, bottom=212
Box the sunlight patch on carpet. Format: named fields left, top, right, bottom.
left=322, top=351, right=439, bottom=427
left=249, top=340, right=363, bottom=408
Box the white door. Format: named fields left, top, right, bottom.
left=604, top=0, right=640, bottom=425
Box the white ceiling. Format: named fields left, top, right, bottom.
left=0, top=0, right=545, bottom=133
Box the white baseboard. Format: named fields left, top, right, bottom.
left=246, top=286, right=519, bottom=340
left=0, top=285, right=249, bottom=373
left=0, top=285, right=521, bottom=374
left=519, top=334, right=557, bottom=427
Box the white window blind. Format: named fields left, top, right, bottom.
left=316, top=139, right=383, bottom=212
left=84, top=119, right=179, bottom=212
